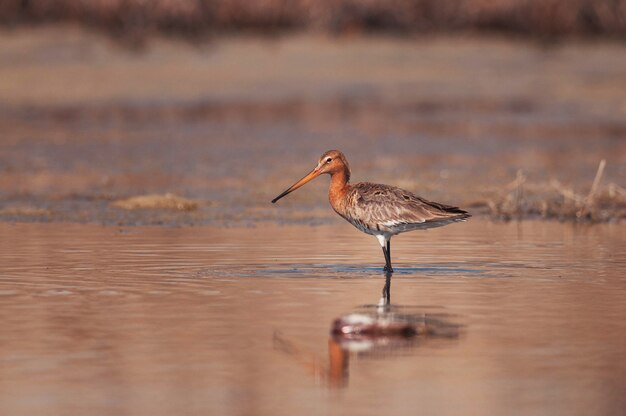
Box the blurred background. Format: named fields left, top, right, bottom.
left=0, top=0, right=625, bottom=225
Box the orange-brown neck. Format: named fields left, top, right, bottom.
left=328, top=168, right=350, bottom=212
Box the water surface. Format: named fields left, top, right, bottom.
left=0, top=220, right=624, bottom=415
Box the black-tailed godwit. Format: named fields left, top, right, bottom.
left=271, top=150, right=470, bottom=272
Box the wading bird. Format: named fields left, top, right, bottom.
left=272, top=150, right=470, bottom=272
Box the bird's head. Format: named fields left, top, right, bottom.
left=271, top=150, right=350, bottom=203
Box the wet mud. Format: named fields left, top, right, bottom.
left=0, top=29, right=625, bottom=225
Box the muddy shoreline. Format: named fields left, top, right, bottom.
left=0, top=28, right=625, bottom=225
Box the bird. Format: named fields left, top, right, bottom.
left=271, top=150, right=470, bottom=272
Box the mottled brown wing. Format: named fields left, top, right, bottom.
left=346, top=183, right=469, bottom=233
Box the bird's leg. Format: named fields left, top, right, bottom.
left=381, top=246, right=390, bottom=272
left=377, top=235, right=393, bottom=273
left=382, top=247, right=393, bottom=273
left=383, top=239, right=393, bottom=273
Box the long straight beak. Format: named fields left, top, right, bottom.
left=271, top=167, right=322, bottom=203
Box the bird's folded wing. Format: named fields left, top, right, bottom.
left=349, top=183, right=467, bottom=227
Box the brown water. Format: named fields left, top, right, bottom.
left=1, top=220, right=624, bottom=415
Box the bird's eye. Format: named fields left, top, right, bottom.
left=326, top=158, right=332, bottom=163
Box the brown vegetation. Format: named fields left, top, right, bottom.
left=1, top=0, right=625, bottom=45
left=112, top=193, right=200, bottom=211
left=0, top=205, right=52, bottom=218
left=470, top=160, right=626, bottom=223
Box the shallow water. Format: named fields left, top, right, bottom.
left=0, top=220, right=624, bottom=415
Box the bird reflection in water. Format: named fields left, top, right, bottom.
left=273, top=271, right=460, bottom=388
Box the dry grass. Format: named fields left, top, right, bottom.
left=111, top=193, right=200, bottom=211
left=0, top=206, right=52, bottom=217
left=1, top=0, right=625, bottom=46
left=469, top=160, right=626, bottom=222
